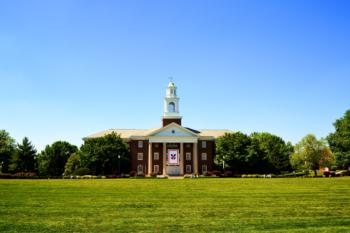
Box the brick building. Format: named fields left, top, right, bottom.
left=86, top=81, right=232, bottom=176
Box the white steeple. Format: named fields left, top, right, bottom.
left=163, top=80, right=181, bottom=118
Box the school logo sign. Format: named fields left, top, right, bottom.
left=168, top=149, right=179, bottom=165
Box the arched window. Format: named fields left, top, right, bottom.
left=168, top=102, right=175, bottom=112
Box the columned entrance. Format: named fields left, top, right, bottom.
left=147, top=138, right=198, bottom=176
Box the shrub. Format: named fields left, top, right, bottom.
left=13, top=172, right=37, bottom=177
left=0, top=173, right=14, bottom=179
left=136, top=173, right=145, bottom=178
left=204, top=171, right=213, bottom=177
left=212, top=170, right=222, bottom=177
left=224, top=171, right=233, bottom=177
left=74, top=167, right=90, bottom=176
left=129, top=171, right=137, bottom=177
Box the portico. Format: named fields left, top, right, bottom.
left=147, top=140, right=199, bottom=176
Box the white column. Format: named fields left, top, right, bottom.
left=193, top=142, right=198, bottom=174
left=163, top=142, right=166, bottom=175
left=148, top=142, right=152, bottom=176
left=180, top=143, right=184, bottom=175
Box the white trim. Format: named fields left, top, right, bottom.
left=202, top=164, right=207, bottom=174
left=154, top=165, right=159, bottom=174
left=149, top=136, right=198, bottom=143
left=185, top=165, right=191, bottom=173
left=201, top=153, right=207, bottom=161
left=147, top=122, right=198, bottom=137
left=154, top=152, right=159, bottom=160
left=186, top=152, right=191, bottom=161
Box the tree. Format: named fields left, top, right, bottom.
left=64, top=153, right=81, bottom=175
left=250, top=132, right=293, bottom=173
left=291, top=134, right=332, bottom=175
left=37, top=141, right=78, bottom=176
left=215, top=132, right=252, bottom=173
left=10, top=137, right=37, bottom=173
left=327, top=110, right=350, bottom=169
left=0, top=130, right=16, bottom=173
left=80, top=133, right=129, bottom=175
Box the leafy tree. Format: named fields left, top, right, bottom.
left=80, top=133, right=129, bottom=175
left=64, top=153, right=81, bottom=175
left=37, top=141, right=78, bottom=176
left=0, top=130, right=16, bottom=173
left=291, top=134, right=332, bottom=175
left=327, top=110, right=350, bottom=169
left=216, top=132, right=294, bottom=174
left=10, top=137, right=37, bottom=173
left=215, top=132, right=252, bottom=173
left=250, top=132, right=293, bottom=173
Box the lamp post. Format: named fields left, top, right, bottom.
left=118, top=155, right=121, bottom=175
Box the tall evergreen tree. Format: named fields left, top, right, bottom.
left=0, top=130, right=16, bottom=173
left=11, top=137, right=37, bottom=172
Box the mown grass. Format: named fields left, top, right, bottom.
left=0, top=178, right=349, bottom=233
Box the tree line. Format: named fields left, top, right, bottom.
left=0, top=109, right=350, bottom=176
left=0, top=133, right=129, bottom=177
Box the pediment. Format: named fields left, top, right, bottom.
left=148, top=123, right=198, bottom=137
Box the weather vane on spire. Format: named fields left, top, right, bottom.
left=168, top=76, right=173, bottom=82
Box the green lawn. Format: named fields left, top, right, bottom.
left=0, top=178, right=349, bottom=233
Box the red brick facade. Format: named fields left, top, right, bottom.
left=129, top=140, right=215, bottom=175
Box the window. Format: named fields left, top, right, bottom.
left=138, top=141, right=143, bottom=148
left=137, top=164, right=143, bottom=174
left=186, top=143, right=191, bottom=148
left=201, top=153, right=207, bottom=161
left=154, top=152, right=159, bottom=160
left=137, top=153, right=143, bottom=160
left=168, top=102, right=175, bottom=112
left=186, top=152, right=191, bottom=161
left=201, top=141, right=207, bottom=148
left=154, top=143, right=159, bottom=148
left=154, top=165, right=159, bottom=174
left=186, top=165, right=191, bottom=173
left=202, top=165, right=207, bottom=174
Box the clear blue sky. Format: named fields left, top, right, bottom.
left=1, top=0, right=349, bottom=151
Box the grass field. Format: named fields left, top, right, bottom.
left=0, top=178, right=349, bottom=233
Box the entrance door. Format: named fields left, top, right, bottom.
left=167, top=166, right=181, bottom=176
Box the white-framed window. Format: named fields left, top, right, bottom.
left=154, top=152, right=159, bottom=160
left=154, top=165, right=159, bottom=174
left=202, top=165, right=207, bottom=174
left=138, top=141, right=143, bottom=148
left=137, top=153, right=143, bottom=160
left=186, top=165, right=191, bottom=173
left=186, top=152, right=191, bottom=161
left=201, top=141, right=207, bottom=148
left=201, top=153, right=207, bottom=161
left=137, top=164, right=143, bottom=174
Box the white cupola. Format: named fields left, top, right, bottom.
left=163, top=81, right=181, bottom=119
